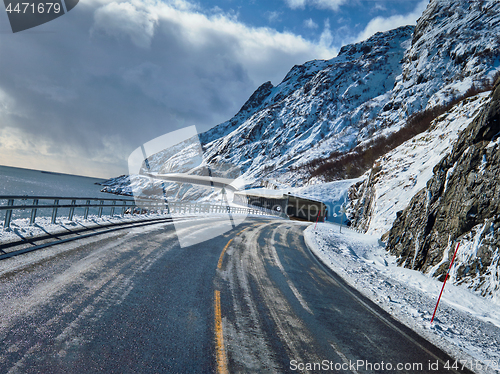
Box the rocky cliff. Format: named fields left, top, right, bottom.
left=347, top=91, right=491, bottom=236
left=386, top=77, right=500, bottom=298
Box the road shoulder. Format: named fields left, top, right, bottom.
left=304, top=222, right=500, bottom=374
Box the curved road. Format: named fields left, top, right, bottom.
left=0, top=217, right=473, bottom=373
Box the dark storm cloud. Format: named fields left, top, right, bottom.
left=0, top=0, right=336, bottom=177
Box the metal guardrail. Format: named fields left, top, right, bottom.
left=166, top=201, right=286, bottom=219
left=0, top=195, right=285, bottom=229
left=0, top=195, right=147, bottom=228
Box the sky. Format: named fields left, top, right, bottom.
left=0, top=0, right=428, bottom=179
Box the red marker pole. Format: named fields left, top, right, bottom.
left=431, top=242, right=460, bottom=323
left=314, top=211, right=320, bottom=230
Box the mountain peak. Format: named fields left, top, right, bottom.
left=237, top=81, right=274, bottom=118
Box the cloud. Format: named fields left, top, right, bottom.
left=0, top=0, right=337, bottom=177
left=92, top=1, right=159, bottom=48
left=354, top=0, right=428, bottom=42
left=371, top=3, right=387, bottom=13
left=284, top=0, right=346, bottom=11
left=265, top=11, right=282, bottom=23
left=319, top=19, right=333, bottom=49
left=304, top=18, right=318, bottom=29
left=285, top=0, right=306, bottom=9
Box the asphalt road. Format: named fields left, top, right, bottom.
left=0, top=217, right=474, bottom=374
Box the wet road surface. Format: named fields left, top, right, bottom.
left=0, top=217, right=473, bottom=373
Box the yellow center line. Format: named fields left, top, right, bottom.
left=214, top=290, right=228, bottom=374
left=214, top=223, right=262, bottom=373
left=217, top=225, right=255, bottom=270
left=237, top=226, right=250, bottom=235
left=217, top=238, right=233, bottom=270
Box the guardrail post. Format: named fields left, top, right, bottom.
left=4, top=199, right=14, bottom=229
left=84, top=200, right=90, bottom=219
left=110, top=200, right=116, bottom=217
left=68, top=199, right=76, bottom=221
left=51, top=199, right=59, bottom=224
left=122, top=201, right=127, bottom=216
left=30, top=199, right=38, bottom=225
left=98, top=200, right=104, bottom=218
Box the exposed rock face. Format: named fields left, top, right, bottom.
left=386, top=78, right=500, bottom=296
left=391, top=0, right=500, bottom=112
left=347, top=171, right=377, bottom=232
left=347, top=93, right=491, bottom=236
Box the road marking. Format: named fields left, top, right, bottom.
left=214, top=223, right=263, bottom=372
left=217, top=239, right=233, bottom=270
left=217, top=225, right=255, bottom=269
left=330, top=343, right=360, bottom=374
left=236, top=225, right=253, bottom=236
left=214, top=290, right=228, bottom=374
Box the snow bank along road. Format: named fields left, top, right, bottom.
left=0, top=217, right=473, bottom=373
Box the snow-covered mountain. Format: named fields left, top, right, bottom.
left=102, top=0, right=500, bottom=198
left=115, top=0, right=499, bottom=191
left=198, top=25, right=415, bottom=187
